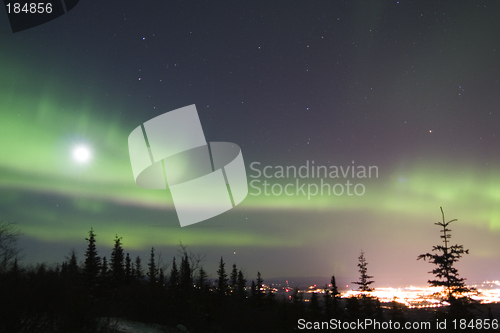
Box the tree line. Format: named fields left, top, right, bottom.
left=0, top=208, right=489, bottom=332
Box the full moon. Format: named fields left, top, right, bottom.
left=72, top=145, right=92, bottom=163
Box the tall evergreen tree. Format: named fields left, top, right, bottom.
left=61, top=249, right=79, bottom=287
left=197, top=266, right=208, bottom=291
left=125, top=253, right=132, bottom=284
left=352, top=251, right=374, bottom=292
left=135, top=256, right=144, bottom=281
left=418, top=207, right=476, bottom=318
left=237, top=269, right=246, bottom=298
left=216, top=257, right=228, bottom=297
left=169, top=257, right=179, bottom=293
left=83, top=228, right=100, bottom=286
left=230, top=264, right=238, bottom=291
left=147, top=247, right=157, bottom=285
left=66, top=249, right=79, bottom=282
left=256, top=271, right=264, bottom=300
left=110, top=235, right=125, bottom=285
left=179, top=252, right=192, bottom=293
left=330, top=275, right=342, bottom=316
left=352, top=251, right=376, bottom=318
left=417, top=207, right=471, bottom=300
left=67, top=249, right=78, bottom=277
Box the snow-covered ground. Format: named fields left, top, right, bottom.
left=98, top=318, right=187, bottom=333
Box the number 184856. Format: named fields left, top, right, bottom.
left=6, top=3, right=53, bottom=14
left=453, top=319, right=499, bottom=330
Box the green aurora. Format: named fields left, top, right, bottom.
left=1, top=70, right=499, bottom=252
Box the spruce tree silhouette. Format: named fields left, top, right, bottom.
left=169, top=257, right=179, bottom=291
left=237, top=269, right=246, bottom=299
left=179, top=252, right=192, bottom=294
left=351, top=251, right=376, bottom=319
left=147, top=247, right=157, bottom=286
left=134, top=256, right=144, bottom=281
left=418, top=207, right=470, bottom=299
left=418, top=207, right=476, bottom=318
left=331, top=275, right=341, bottom=315
left=110, top=235, right=125, bottom=286
left=255, top=271, right=264, bottom=302
left=230, top=263, right=238, bottom=292
left=352, top=251, right=374, bottom=292
left=125, top=253, right=132, bottom=284
left=325, top=275, right=342, bottom=318
left=83, top=228, right=100, bottom=289
left=197, top=266, right=208, bottom=291
left=216, top=257, right=228, bottom=297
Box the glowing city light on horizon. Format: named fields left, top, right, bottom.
left=290, top=281, right=500, bottom=308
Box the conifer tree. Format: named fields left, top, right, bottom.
left=83, top=228, right=100, bottom=286
left=61, top=249, right=79, bottom=287
left=67, top=249, right=78, bottom=277
left=230, top=264, right=238, bottom=291
left=110, top=235, right=125, bottom=285
left=256, top=271, right=264, bottom=300
left=417, top=207, right=471, bottom=300
left=135, top=256, right=144, bottom=281
left=169, top=257, right=179, bottom=290
left=237, top=269, right=246, bottom=298
left=418, top=207, right=477, bottom=318
left=125, top=253, right=131, bottom=284
left=147, top=247, right=157, bottom=285
left=352, top=251, right=374, bottom=292
left=216, top=257, right=228, bottom=296
left=330, top=275, right=342, bottom=316
left=168, top=258, right=179, bottom=302
left=352, top=251, right=376, bottom=318
left=197, top=266, right=208, bottom=291
left=61, top=249, right=80, bottom=285
left=179, top=252, right=192, bottom=293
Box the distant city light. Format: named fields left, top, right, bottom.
left=266, top=280, right=500, bottom=308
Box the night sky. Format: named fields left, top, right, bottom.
left=1, top=0, right=499, bottom=288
